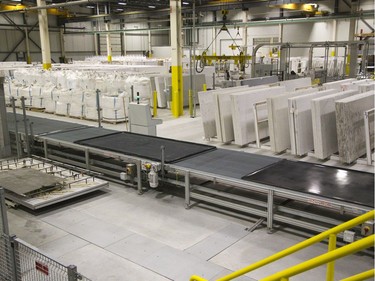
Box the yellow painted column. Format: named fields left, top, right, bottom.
left=37, top=0, right=51, bottom=70
left=106, top=22, right=112, bottom=63
left=170, top=0, right=183, bottom=117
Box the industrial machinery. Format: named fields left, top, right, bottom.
left=5, top=112, right=374, bottom=240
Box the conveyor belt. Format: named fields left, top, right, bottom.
left=43, top=127, right=118, bottom=142
left=76, top=132, right=217, bottom=164
left=242, top=160, right=374, bottom=207
left=7, top=113, right=86, bottom=135
left=173, top=149, right=281, bottom=179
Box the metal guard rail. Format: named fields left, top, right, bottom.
left=190, top=210, right=374, bottom=281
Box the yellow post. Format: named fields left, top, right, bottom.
left=346, top=54, right=350, bottom=76
left=203, top=84, right=207, bottom=91
left=171, top=65, right=183, bottom=117
left=170, top=0, right=183, bottom=117
left=326, top=234, right=336, bottom=281
left=153, top=90, right=158, bottom=117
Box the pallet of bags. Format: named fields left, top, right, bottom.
left=42, top=83, right=58, bottom=113
left=101, top=93, right=130, bottom=123
left=69, top=91, right=85, bottom=119
left=55, top=89, right=71, bottom=116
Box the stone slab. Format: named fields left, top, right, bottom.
left=280, top=77, right=311, bottom=91
left=288, top=89, right=337, bottom=156
left=231, top=86, right=285, bottom=146
left=322, top=78, right=356, bottom=91
left=335, top=91, right=375, bottom=163
left=216, top=85, right=268, bottom=143
left=198, top=86, right=247, bottom=139
left=213, top=86, right=251, bottom=142
left=267, top=87, right=318, bottom=153
left=240, top=76, right=278, bottom=87
left=311, top=90, right=358, bottom=160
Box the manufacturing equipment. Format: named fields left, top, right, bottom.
left=4, top=112, right=374, bottom=238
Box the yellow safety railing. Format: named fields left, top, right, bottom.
left=190, top=210, right=374, bottom=281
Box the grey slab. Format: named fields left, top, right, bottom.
left=0, top=169, right=63, bottom=195
left=336, top=91, right=375, bottom=163
left=186, top=223, right=250, bottom=260
left=210, top=269, right=256, bottom=281
left=210, top=227, right=374, bottom=281
left=59, top=244, right=170, bottom=281
left=43, top=126, right=118, bottom=142
left=41, top=208, right=95, bottom=229
left=64, top=217, right=134, bottom=248
left=7, top=211, right=68, bottom=247
left=311, top=90, right=358, bottom=159
left=106, top=233, right=166, bottom=264
left=38, top=234, right=90, bottom=259
left=174, top=149, right=281, bottom=179
left=142, top=245, right=225, bottom=281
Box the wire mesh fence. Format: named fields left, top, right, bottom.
left=0, top=187, right=92, bottom=281
left=0, top=233, right=14, bottom=281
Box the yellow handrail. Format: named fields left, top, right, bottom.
left=189, top=210, right=374, bottom=281
left=341, top=269, right=375, bottom=281
left=259, top=235, right=374, bottom=281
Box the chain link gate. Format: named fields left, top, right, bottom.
left=0, top=187, right=92, bottom=281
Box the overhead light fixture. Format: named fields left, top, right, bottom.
left=86, top=5, right=95, bottom=8
left=118, top=2, right=127, bottom=5
left=116, top=8, right=123, bottom=11
left=182, top=1, right=189, bottom=5
left=148, top=5, right=156, bottom=8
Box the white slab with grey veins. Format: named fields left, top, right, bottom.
left=322, top=78, right=355, bottom=91
left=311, top=90, right=358, bottom=159
left=267, top=87, right=317, bottom=153
left=288, top=89, right=337, bottom=156
left=215, top=85, right=268, bottom=143
left=231, top=86, right=285, bottom=146
left=335, top=91, right=375, bottom=163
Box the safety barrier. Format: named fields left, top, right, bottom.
left=0, top=188, right=91, bottom=281
left=190, top=210, right=374, bottom=281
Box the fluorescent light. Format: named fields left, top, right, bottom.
left=86, top=5, right=95, bottom=8
left=116, top=8, right=123, bottom=11
left=118, top=2, right=127, bottom=5
left=182, top=1, right=189, bottom=5
left=148, top=5, right=156, bottom=8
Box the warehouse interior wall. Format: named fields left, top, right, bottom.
left=0, top=0, right=373, bottom=63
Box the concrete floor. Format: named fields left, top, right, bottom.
left=4, top=107, right=375, bottom=281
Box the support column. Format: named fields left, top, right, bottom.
left=24, top=27, right=31, bottom=64
left=59, top=28, right=66, bottom=63
left=120, top=19, right=126, bottom=56
left=148, top=29, right=152, bottom=58
left=105, top=22, right=112, bottom=62
left=0, top=76, right=11, bottom=158
left=170, top=0, right=183, bottom=117
left=348, top=1, right=358, bottom=77
left=37, top=0, right=51, bottom=70
left=242, top=10, right=248, bottom=55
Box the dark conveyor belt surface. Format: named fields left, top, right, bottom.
left=242, top=160, right=374, bottom=207
left=6, top=113, right=86, bottom=135
left=44, top=127, right=118, bottom=142
left=76, top=132, right=216, bottom=164
left=174, top=149, right=282, bottom=179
